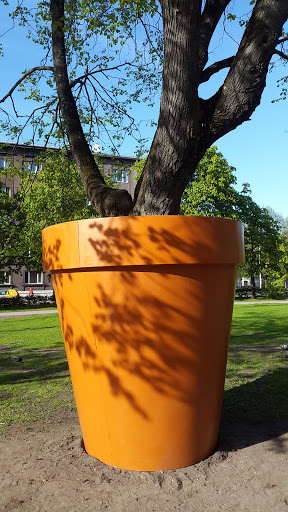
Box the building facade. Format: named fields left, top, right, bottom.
left=0, top=142, right=137, bottom=294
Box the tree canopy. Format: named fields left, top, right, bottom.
left=0, top=185, right=25, bottom=271
left=235, top=187, right=284, bottom=296
left=0, top=1, right=288, bottom=217
left=179, top=147, right=238, bottom=219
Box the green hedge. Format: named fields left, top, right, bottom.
left=0, top=294, right=56, bottom=309
left=235, top=287, right=266, bottom=299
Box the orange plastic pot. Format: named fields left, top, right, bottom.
left=42, top=216, right=244, bottom=471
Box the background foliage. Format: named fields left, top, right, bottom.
left=0, top=150, right=115, bottom=271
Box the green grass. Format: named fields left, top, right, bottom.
left=0, top=314, right=75, bottom=426
left=0, top=305, right=287, bottom=428
left=224, top=304, right=288, bottom=422
left=230, top=304, right=288, bottom=344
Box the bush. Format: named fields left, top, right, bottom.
left=0, top=294, right=56, bottom=309
left=264, top=279, right=288, bottom=300
left=235, top=287, right=266, bottom=299
left=235, top=287, right=250, bottom=299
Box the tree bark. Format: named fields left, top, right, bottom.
left=251, top=275, right=256, bottom=299
left=201, top=0, right=288, bottom=148
left=133, top=0, right=203, bottom=215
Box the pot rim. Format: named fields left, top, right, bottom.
left=42, top=215, right=245, bottom=271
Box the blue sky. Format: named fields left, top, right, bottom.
left=1, top=2, right=288, bottom=218
left=215, top=67, right=288, bottom=219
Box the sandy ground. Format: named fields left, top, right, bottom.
left=1, top=409, right=288, bottom=512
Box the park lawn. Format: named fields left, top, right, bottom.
left=224, top=304, right=288, bottom=421
left=230, top=303, right=288, bottom=344
left=0, top=314, right=75, bottom=426
left=0, top=304, right=287, bottom=427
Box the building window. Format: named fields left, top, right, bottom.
left=0, top=158, right=11, bottom=169
left=113, top=170, right=128, bottom=183
left=0, top=271, right=12, bottom=285
left=23, top=162, right=42, bottom=173
left=24, top=271, right=43, bottom=285
left=1, top=185, right=11, bottom=196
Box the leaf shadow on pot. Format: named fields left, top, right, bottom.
left=85, top=217, right=220, bottom=267
left=50, top=218, right=238, bottom=431
left=55, top=265, right=211, bottom=422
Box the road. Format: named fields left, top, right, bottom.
left=0, top=309, right=58, bottom=319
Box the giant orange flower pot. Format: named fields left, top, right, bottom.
left=42, top=216, right=244, bottom=471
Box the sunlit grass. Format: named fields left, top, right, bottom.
left=0, top=314, right=62, bottom=349
left=224, top=304, right=288, bottom=421
left=0, top=314, right=75, bottom=426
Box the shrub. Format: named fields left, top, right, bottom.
left=0, top=294, right=56, bottom=309
left=264, top=278, right=288, bottom=300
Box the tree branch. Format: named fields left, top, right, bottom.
left=200, top=56, right=234, bottom=84
left=137, top=15, right=163, bottom=59
left=69, top=61, right=139, bottom=89
left=50, top=0, right=133, bottom=217
left=274, top=49, right=288, bottom=61
left=278, top=36, right=288, bottom=45
left=199, top=0, right=233, bottom=70
left=0, top=66, right=54, bottom=104
left=202, top=0, right=288, bottom=148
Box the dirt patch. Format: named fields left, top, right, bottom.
left=1, top=409, right=288, bottom=512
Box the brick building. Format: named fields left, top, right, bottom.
left=0, top=142, right=137, bottom=294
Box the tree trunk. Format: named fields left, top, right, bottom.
left=132, top=0, right=203, bottom=215
left=251, top=275, right=256, bottom=299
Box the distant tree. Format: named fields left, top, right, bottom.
left=263, top=207, right=288, bottom=296
left=179, top=146, right=238, bottom=218
left=0, top=187, right=25, bottom=272
left=235, top=187, right=283, bottom=298
left=178, top=156, right=285, bottom=298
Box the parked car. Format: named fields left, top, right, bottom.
left=0, top=289, right=19, bottom=298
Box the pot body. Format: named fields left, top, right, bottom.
left=42, top=216, right=244, bottom=471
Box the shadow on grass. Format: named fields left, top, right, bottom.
left=219, top=367, right=288, bottom=453
left=0, top=346, right=69, bottom=385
